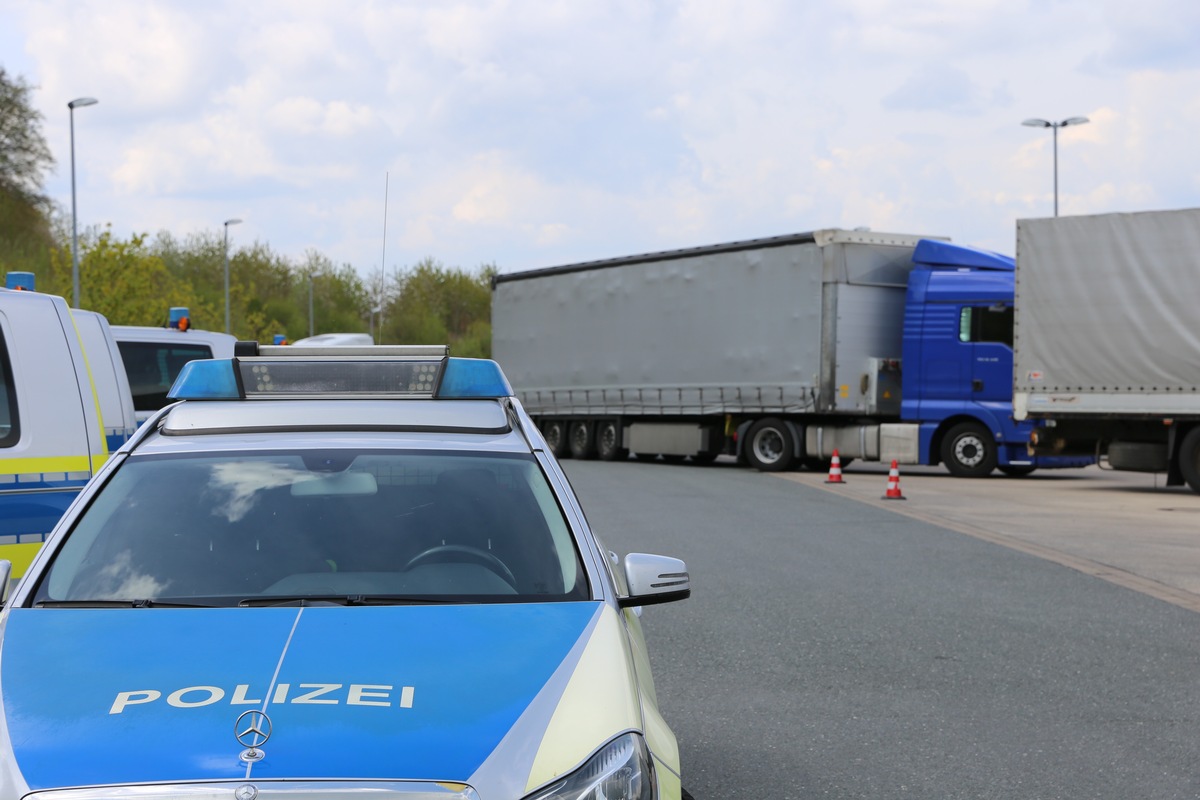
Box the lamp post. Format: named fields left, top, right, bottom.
left=1021, top=116, right=1089, bottom=216
left=223, top=218, right=243, bottom=334
left=68, top=97, right=98, bottom=308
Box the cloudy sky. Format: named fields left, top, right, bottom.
left=3, top=0, right=1199, bottom=281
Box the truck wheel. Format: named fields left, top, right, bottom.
left=568, top=421, right=597, bottom=460
left=1178, top=428, right=1200, bottom=492
left=596, top=420, right=628, bottom=461
left=941, top=422, right=997, bottom=477
left=744, top=417, right=795, bottom=472
left=541, top=420, right=570, bottom=458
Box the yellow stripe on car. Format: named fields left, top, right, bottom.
left=0, top=455, right=94, bottom=476
left=525, top=606, right=643, bottom=793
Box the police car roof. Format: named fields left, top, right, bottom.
left=111, top=325, right=237, bottom=350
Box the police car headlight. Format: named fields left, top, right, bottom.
left=523, top=732, right=655, bottom=800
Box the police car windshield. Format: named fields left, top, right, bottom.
left=33, top=450, right=589, bottom=606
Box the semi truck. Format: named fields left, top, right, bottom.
left=1014, top=207, right=1200, bottom=492
left=492, top=229, right=1088, bottom=475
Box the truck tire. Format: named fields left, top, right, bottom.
left=541, top=420, right=570, bottom=458
left=596, top=420, right=628, bottom=461
left=941, top=421, right=997, bottom=478
left=1177, top=428, right=1200, bottom=492
left=744, top=417, right=795, bottom=472
left=568, top=421, right=597, bottom=460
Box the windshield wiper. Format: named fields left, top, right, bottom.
left=238, top=594, right=469, bottom=607
left=34, top=599, right=216, bottom=608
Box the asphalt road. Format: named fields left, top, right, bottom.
left=562, top=459, right=1200, bottom=800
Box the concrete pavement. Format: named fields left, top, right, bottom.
left=776, top=463, right=1200, bottom=613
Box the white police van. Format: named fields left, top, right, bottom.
left=291, top=332, right=375, bottom=346
left=0, top=343, right=692, bottom=799
left=71, top=309, right=138, bottom=451
left=0, top=274, right=135, bottom=578
left=111, top=308, right=236, bottom=424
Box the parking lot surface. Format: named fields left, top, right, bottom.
left=778, top=463, right=1200, bottom=613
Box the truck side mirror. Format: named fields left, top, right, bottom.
left=618, top=553, right=690, bottom=608
left=0, top=560, right=11, bottom=606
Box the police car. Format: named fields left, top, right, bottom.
left=0, top=343, right=691, bottom=799
left=0, top=277, right=137, bottom=579
left=112, top=308, right=237, bottom=424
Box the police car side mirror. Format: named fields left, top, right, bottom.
left=617, top=553, right=690, bottom=608
left=0, top=559, right=11, bottom=605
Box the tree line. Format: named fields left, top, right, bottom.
left=0, top=67, right=493, bottom=357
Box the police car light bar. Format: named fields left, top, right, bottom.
left=168, top=353, right=514, bottom=401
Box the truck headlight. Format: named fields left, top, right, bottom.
left=523, top=732, right=655, bottom=800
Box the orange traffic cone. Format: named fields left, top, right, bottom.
left=882, top=460, right=906, bottom=500
left=825, top=450, right=845, bottom=484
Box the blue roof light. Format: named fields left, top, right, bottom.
left=438, top=358, right=513, bottom=399
left=5, top=272, right=35, bottom=291
left=167, top=352, right=513, bottom=402
left=168, top=359, right=241, bottom=400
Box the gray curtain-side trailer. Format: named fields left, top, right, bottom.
left=492, top=229, right=937, bottom=471
left=1014, top=207, right=1200, bottom=491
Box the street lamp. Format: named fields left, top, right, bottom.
left=1021, top=116, right=1090, bottom=216
left=68, top=97, right=98, bottom=308
left=223, top=218, right=243, bottom=334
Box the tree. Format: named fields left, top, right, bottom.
left=45, top=228, right=203, bottom=325
left=0, top=68, right=54, bottom=203
left=0, top=68, right=56, bottom=279
left=296, top=251, right=371, bottom=338
left=384, top=258, right=494, bottom=357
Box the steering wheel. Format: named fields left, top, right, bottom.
left=403, top=545, right=518, bottom=590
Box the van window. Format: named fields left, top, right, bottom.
left=116, top=342, right=214, bottom=413
left=0, top=331, right=19, bottom=447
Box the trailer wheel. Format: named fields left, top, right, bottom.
left=596, top=420, right=628, bottom=461
left=1178, top=428, right=1200, bottom=493
left=941, top=422, right=997, bottom=477
left=541, top=420, right=570, bottom=458
left=744, top=417, right=795, bottom=472
left=568, top=421, right=598, bottom=460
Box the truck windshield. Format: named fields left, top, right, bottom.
left=33, top=450, right=588, bottom=606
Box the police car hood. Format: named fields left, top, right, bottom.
left=0, top=602, right=644, bottom=793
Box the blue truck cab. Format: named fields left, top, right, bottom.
left=901, top=239, right=1090, bottom=476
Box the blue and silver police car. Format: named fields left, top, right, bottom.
left=0, top=344, right=690, bottom=800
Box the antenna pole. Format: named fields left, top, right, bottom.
left=378, top=172, right=389, bottom=344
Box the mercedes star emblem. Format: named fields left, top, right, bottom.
left=235, top=785, right=259, bottom=800
left=235, top=709, right=273, bottom=751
